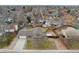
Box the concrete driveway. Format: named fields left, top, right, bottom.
left=13, top=39, right=26, bottom=50
left=9, top=28, right=27, bottom=50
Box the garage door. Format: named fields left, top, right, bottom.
left=19, top=36, right=26, bottom=39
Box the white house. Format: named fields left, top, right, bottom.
left=3, top=24, right=18, bottom=32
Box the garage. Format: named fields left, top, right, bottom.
left=18, top=31, right=27, bottom=40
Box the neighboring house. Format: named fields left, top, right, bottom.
left=42, top=18, right=60, bottom=28
left=48, top=9, right=59, bottom=17
left=4, top=16, right=15, bottom=24
left=3, top=24, right=18, bottom=32
left=42, top=19, right=52, bottom=27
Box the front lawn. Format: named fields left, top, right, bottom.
left=0, top=33, right=16, bottom=48
left=25, top=38, right=56, bottom=49
left=68, top=40, right=79, bottom=49
left=26, top=39, right=33, bottom=49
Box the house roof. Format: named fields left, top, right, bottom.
left=3, top=24, right=15, bottom=30
left=18, top=31, right=27, bottom=36
left=46, top=30, right=57, bottom=36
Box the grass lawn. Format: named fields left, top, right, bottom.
left=0, top=33, right=16, bottom=48
left=25, top=27, right=56, bottom=49
left=68, top=40, right=79, bottom=49
left=42, top=39, right=56, bottom=49
left=26, top=39, right=33, bottom=49
left=25, top=38, right=56, bottom=49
